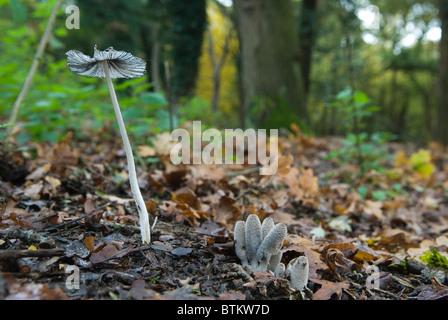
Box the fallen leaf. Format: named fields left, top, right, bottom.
left=171, top=247, right=193, bottom=256
left=215, top=196, right=242, bottom=227
left=311, top=279, right=349, bottom=300
left=90, top=242, right=122, bottom=264
left=83, top=236, right=95, bottom=252
left=137, top=145, right=156, bottom=157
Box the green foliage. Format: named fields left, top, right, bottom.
left=324, top=89, right=394, bottom=177
left=420, top=249, right=448, bottom=270
left=0, top=1, right=173, bottom=145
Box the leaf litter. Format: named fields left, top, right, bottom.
left=0, top=126, right=448, bottom=300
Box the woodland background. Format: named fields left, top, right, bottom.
left=1, top=0, right=447, bottom=146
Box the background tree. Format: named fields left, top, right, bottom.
left=165, top=0, right=207, bottom=100
left=298, top=0, right=318, bottom=106
left=437, top=0, right=448, bottom=145
left=234, top=0, right=305, bottom=129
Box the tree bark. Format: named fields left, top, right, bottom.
left=437, top=0, right=448, bottom=145
left=234, top=0, right=305, bottom=129
left=298, top=0, right=318, bottom=101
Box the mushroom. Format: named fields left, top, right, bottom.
left=65, top=46, right=151, bottom=244
left=234, top=220, right=248, bottom=267
left=286, top=256, right=309, bottom=292
left=255, top=222, right=287, bottom=271
left=244, top=214, right=262, bottom=269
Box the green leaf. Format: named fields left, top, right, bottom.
left=357, top=185, right=368, bottom=199
left=9, top=0, right=27, bottom=22
left=140, top=92, right=168, bottom=106
left=420, top=249, right=448, bottom=270
left=372, top=190, right=387, bottom=201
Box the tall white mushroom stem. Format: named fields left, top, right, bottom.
left=103, top=61, right=151, bottom=244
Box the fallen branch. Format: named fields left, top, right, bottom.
left=0, top=248, right=65, bottom=260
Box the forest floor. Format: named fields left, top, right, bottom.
left=1, top=127, right=448, bottom=301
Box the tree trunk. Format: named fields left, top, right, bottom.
left=298, top=0, right=318, bottom=102
left=234, top=0, right=305, bottom=129
left=437, top=0, right=448, bottom=145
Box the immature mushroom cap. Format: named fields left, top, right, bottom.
left=261, top=217, right=275, bottom=239
left=245, top=214, right=262, bottom=269
left=286, top=256, right=309, bottom=292
left=255, top=223, right=287, bottom=271
left=234, top=221, right=248, bottom=267
left=274, top=262, right=286, bottom=278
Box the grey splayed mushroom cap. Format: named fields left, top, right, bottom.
left=66, top=46, right=146, bottom=79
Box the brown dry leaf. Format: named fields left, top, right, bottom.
left=363, top=200, right=384, bottom=220
left=129, top=279, right=161, bottom=300
left=374, top=229, right=420, bottom=252
left=50, top=132, right=79, bottom=178
left=148, top=172, right=165, bottom=194
left=259, top=154, right=293, bottom=185
left=25, top=163, right=51, bottom=181
left=311, top=279, right=349, bottom=300
left=83, top=194, right=97, bottom=215
left=24, top=181, right=43, bottom=201
left=172, top=192, right=202, bottom=210
left=298, top=167, right=319, bottom=199
left=136, top=145, right=156, bottom=157
left=161, top=199, right=211, bottom=226
left=320, top=243, right=359, bottom=281
left=282, top=235, right=328, bottom=279
left=191, top=164, right=226, bottom=182
left=90, top=241, right=123, bottom=264
left=215, top=196, right=242, bottom=227
left=153, top=132, right=177, bottom=157
left=163, top=169, right=188, bottom=189
left=322, top=242, right=356, bottom=257
left=44, top=175, right=61, bottom=194
left=10, top=212, right=33, bottom=230
left=83, top=236, right=95, bottom=252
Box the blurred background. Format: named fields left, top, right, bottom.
left=0, top=0, right=446, bottom=147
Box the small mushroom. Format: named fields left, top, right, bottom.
left=261, top=217, right=274, bottom=239
left=255, top=223, right=287, bottom=271
left=268, top=251, right=283, bottom=272
left=234, top=220, right=248, bottom=267
left=66, top=46, right=151, bottom=244
left=274, top=262, right=286, bottom=278
left=286, top=256, right=309, bottom=292
left=245, top=214, right=262, bottom=269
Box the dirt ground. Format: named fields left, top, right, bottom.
left=1, top=131, right=448, bottom=300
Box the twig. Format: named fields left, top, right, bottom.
left=0, top=248, right=65, bottom=260
left=38, top=214, right=87, bottom=232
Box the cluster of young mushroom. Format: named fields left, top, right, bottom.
left=234, top=214, right=309, bottom=292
